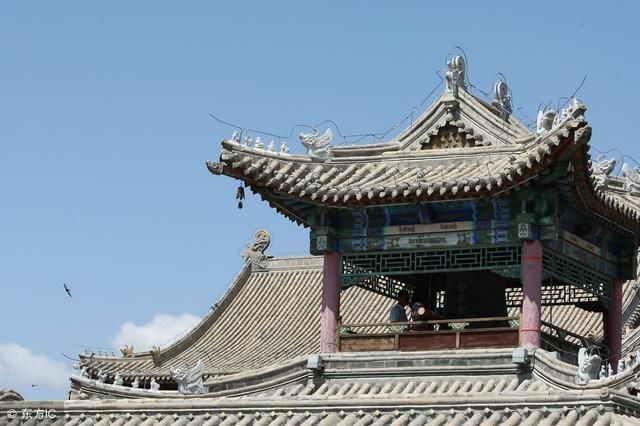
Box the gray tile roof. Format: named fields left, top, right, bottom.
left=9, top=348, right=640, bottom=425
left=3, top=401, right=638, bottom=425
left=79, top=257, right=393, bottom=380
left=2, top=402, right=637, bottom=425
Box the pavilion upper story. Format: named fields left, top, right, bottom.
left=208, top=54, right=640, bottom=366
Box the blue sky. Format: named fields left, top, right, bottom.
left=1, top=2, right=639, bottom=400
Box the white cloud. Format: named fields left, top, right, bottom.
left=0, top=343, right=71, bottom=393
left=110, top=313, right=199, bottom=351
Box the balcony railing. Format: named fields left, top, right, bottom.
left=337, top=316, right=520, bottom=352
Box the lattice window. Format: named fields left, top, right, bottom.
left=506, top=285, right=600, bottom=308
left=542, top=249, right=611, bottom=308
left=341, top=245, right=521, bottom=278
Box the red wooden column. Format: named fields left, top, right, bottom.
left=320, top=252, right=340, bottom=353
left=604, top=278, right=624, bottom=369
left=521, top=240, right=543, bottom=348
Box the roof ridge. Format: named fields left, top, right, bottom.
left=153, top=261, right=253, bottom=363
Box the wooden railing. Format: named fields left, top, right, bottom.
left=337, top=316, right=520, bottom=352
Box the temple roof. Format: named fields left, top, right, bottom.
left=207, top=88, right=640, bottom=232
left=75, top=255, right=639, bottom=383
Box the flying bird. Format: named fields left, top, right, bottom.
left=64, top=283, right=72, bottom=298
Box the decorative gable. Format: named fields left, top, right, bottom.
left=421, top=121, right=486, bottom=150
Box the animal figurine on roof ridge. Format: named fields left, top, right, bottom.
left=170, top=359, right=205, bottom=395
left=299, top=128, right=333, bottom=161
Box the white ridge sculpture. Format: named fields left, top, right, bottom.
left=621, top=163, right=640, bottom=196
left=618, top=357, right=626, bottom=374
left=267, top=140, right=275, bottom=152
left=576, top=346, right=602, bottom=385
left=149, top=378, right=160, bottom=391
left=170, top=360, right=205, bottom=395
left=97, top=369, right=108, bottom=383
left=279, top=141, right=290, bottom=155
left=536, top=109, right=557, bottom=134
left=592, top=155, right=616, bottom=187
left=113, top=372, right=123, bottom=386
left=131, top=377, right=139, bottom=388
left=254, top=137, right=264, bottom=149
left=492, top=79, right=512, bottom=117
left=231, top=130, right=241, bottom=143
left=445, top=55, right=467, bottom=98
left=299, top=128, right=332, bottom=161
left=599, top=364, right=607, bottom=380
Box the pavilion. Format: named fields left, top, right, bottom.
left=3, top=54, right=640, bottom=425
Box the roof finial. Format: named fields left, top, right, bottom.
left=492, top=77, right=512, bottom=118
left=446, top=55, right=467, bottom=98
left=242, top=229, right=271, bottom=270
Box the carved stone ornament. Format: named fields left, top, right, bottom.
left=206, top=161, right=224, bottom=175
left=131, top=377, right=140, bottom=388
left=536, top=109, right=557, bottom=134
left=242, top=229, right=271, bottom=270
left=425, top=125, right=481, bottom=149
left=622, top=163, right=640, bottom=196
left=445, top=55, right=467, bottom=98
left=592, top=155, right=616, bottom=187
left=576, top=346, right=602, bottom=385
left=299, top=128, right=333, bottom=161
left=120, top=345, right=134, bottom=358
left=170, top=359, right=205, bottom=395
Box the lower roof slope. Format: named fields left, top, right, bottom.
left=14, top=349, right=640, bottom=425
left=82, top=257, right=392, bottom=380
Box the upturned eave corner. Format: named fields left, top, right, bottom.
left=206, top=160, right=224, bottom=175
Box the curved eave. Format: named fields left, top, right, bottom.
left=568, top=143, right=640, bottom=234
left=208, top=118, right=589, bottom=226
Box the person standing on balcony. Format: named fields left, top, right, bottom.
left=389, top=290, right=410, bottom=322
